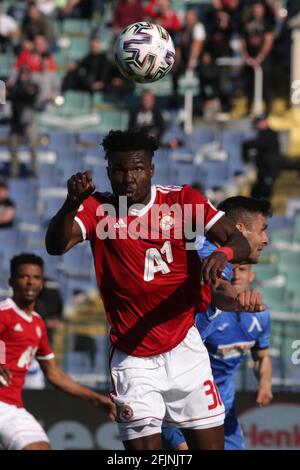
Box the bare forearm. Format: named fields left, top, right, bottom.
left=254, top=355, right=272, bottom=384
left=45, top=198, right=78, bottom=255
left=47, top=368, right=97, bottom=403
left=211, top=281, right=239, bottom=311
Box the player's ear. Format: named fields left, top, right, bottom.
left=8, top=277, right=13, bottom=288
left=150, top=163, right=155, bottom=177
left=236, top=222, right=246, bottom=235
left=106, top=166, right=111, bottom=180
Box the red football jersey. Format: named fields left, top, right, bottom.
left=0, top=298, right=54, bottom=407
left=75, top=184, right=224, bottom=356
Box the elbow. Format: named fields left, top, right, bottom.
left=45, top=238, right=60, bottom=256
left=45, top=231, right=65, bottom=256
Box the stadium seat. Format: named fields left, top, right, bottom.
left=170, top=161, right=201, bottom=186
left=253, top=264, right=278, bottom=281
left=261, top=285, right=287, bottom=311
left=187, top=129, right=220, bottom=153
left=58, top=244, right=94, bottom=279
left=277, top=250, right=300, bottom=272
left=221, top=130, right=248, bottom=175
left=62, top=19, right=91, bottom=35
left=200, top=160, right=229, bottom=190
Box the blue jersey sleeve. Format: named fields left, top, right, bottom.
left=161, top=421, right=186, bottom=449
left=196, top=237, right=233, bottom=281
left=253, top=308, right=271, bottom=350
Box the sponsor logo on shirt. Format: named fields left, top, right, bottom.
left=216, top=341, right=256, bottom=358
left=14, top=323, right=23, bottom=332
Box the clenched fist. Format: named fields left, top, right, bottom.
left=67, top=171, right=96, bottom=209
left=236, top=289, right=266, bottom=312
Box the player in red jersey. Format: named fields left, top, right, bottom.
left=46, top=129, right=252, bottom=450
left=0, top=253, right=116, bottom=450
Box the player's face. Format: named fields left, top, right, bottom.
left=10, top=264, right=44, bottom=304
left=107, top=150, right=154, bottom=206
left=240, top=213, right=269, bottom=263
left=231, top=264, right=254, bottom=294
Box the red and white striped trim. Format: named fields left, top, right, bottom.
left=204, top=211, right=225, bottom=233
left=36, top=353, right=55, bottom=361
left=156, top=184, right=182, bottom=194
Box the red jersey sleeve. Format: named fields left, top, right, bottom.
left=181, top=185, right=224, bottom=234
left=36, top=320, right=54, bottom=361
left=74, top=196, right=97, bottom=242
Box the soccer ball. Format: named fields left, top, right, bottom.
left=114, top=22, right=175, bottom=83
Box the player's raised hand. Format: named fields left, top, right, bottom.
left=236, top=289, right=266, bottom=312
left=67, top=171, right=96, bottom=208
left=90, top=393, right=117, bottom=422
left=201, top=252, right=228, bottom=285
left=0, top=365, right=12, bottom=387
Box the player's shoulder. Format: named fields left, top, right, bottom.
left=77, top=191, right=113, bottom=212
left=0, top=299, right=12, bottom=311
left=155, top=184, right=206, bottom=203
left=255, top=307, right=271, bottom=325
left=0, top=299, right=17, bottom=325
left=155, top=184, right=182, bottom=195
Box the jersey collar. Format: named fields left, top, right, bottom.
left=128, top=185, right=157, bottom=217
left=6, top=298, right=33, bottom=323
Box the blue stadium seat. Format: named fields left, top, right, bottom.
left=170, top=162, right=201, bottom=186
left=200, top=160, right=229, bottom=189
left=187, top=129, right=220, bottom=153
left=221, top=130, right=249, bottom=175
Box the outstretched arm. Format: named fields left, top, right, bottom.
left=39, top=359, right=116, bottom=421
left=252, top=349, right=273, bottom=406
left=46, top=171, right=95, bottom=255
left=211, top=278, right=266, bottom=312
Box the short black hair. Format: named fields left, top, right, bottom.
left=10, top=253, right=44, bottom=278
left=218, top=196, right=272, bottom=227
left=102, top=128, right=159, bottom=160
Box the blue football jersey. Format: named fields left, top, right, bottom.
left=196, top=308, right=271, bottom=385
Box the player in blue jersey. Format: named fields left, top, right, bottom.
left=162, top=196, right=273, bottom=449
left=196, top=263, right=273, bottom=450
left=197, top=197, right=273, bottom=450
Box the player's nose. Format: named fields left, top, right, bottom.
left=262, top=231, right=269, bottom=245
left=123, top=170, right=135, bottom=183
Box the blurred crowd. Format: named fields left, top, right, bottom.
left=0, top=0, right=296, bottom=177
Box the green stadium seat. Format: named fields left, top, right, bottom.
left=291, top=290, right=300, bottom=312
left=62, top=19, right=91, bottom=35
left=261, top=285, right=288, bottom=310
left=99, top=110, right=129, bottom=132
left=270, top=228, right=294, bottom=244
left=277, top=250, right=300, bottom=272
left=285, top=266, right=300, bottom=294
left=253, top=264, right=278, bottom=281
left=68, top=37, right=90, bottom=60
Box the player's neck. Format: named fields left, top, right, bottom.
left=12, top=296, right=35, bottom=316
left=123, top=190, right=152, bottom=211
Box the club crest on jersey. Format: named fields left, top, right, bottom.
left=119, top=402, right=134, bottom=421
left=160, top=214, right=174, bottom=231
left=36, top=326, right=42, bottom=338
